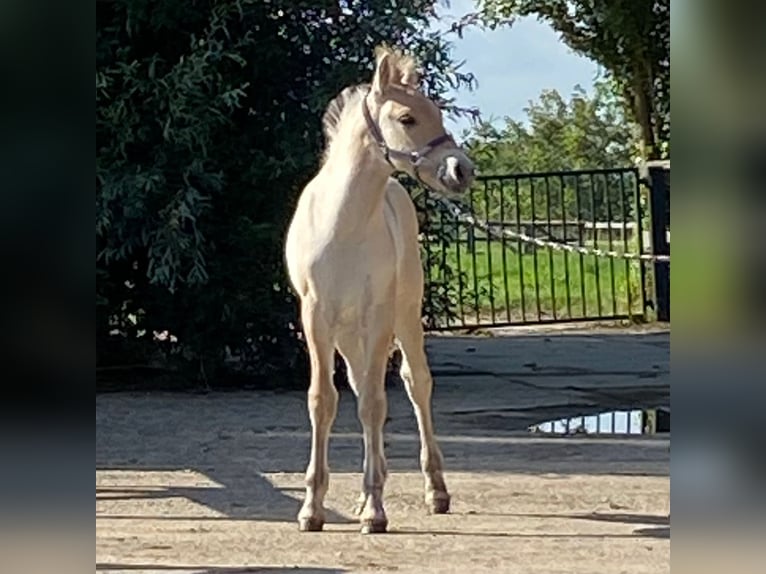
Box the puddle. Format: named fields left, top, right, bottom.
left=532, top=410, right=645, bottom=435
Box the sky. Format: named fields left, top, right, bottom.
left=432, top=0, right=601, bottom=134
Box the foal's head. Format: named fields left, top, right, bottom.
left=364, top=45, right=475, bottom=194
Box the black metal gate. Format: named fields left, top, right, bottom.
left=644, top=162, right=670, bottom=321
left=416, top=167, right=659, bottom=330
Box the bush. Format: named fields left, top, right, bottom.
left=96, top=0, right=474, bottom=390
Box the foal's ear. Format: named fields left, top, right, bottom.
left=371, top=49, right=399, bottom=98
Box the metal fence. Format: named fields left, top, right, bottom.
left=415, top=167, right=655, bottom=330
left=644, top=161, right=670, bottom=321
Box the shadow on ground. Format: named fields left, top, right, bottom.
left=97, top=331, right=670, bottom=526
left=96, top=434, right=669, bottom=526
left=95, top=471, right=353, bottom=525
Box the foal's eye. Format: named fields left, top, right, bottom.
left=398, top=115, right=416, bottom=126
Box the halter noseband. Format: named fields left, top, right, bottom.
left=361, top=91, right=453, bottom=183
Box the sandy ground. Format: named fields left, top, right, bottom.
left=96, top=387, right=669, bottom=574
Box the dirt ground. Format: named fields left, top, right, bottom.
left=96, top=385, right=670, bottom=574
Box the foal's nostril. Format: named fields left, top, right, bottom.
left=454, top=163, right=464, bottom=183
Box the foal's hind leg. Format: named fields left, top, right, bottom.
left=298, top=299, right=338, bottom=532
left=396, top=309, right=450, bottom=514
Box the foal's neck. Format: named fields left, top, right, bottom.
left=322, top=117, right=393, bottom=229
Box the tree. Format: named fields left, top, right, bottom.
left=461, top=79, right=638, bottom=221
left=465, top=78, right=636, bottom=174
left=468, top=0, right=669, bottom=160
left=96, top=0, right=474, bottom=388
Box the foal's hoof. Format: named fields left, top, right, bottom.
left=428, top=493, right=451, bottom=514
left=360, top=518, right=388, bottom=534
left=298, top=516, right=325, bottom=532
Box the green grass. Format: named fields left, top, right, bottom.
left=426, top=238, right=645, bottom=324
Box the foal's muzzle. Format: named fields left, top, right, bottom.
left=437, top=155, right=475, bottom=193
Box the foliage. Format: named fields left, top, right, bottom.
left=459, top=81, right=639, bottom=222
left=466, top=0, right=669, bottom=160
left=96, top=0, right=475, bottom=388
left=465, top=79, right=636, bottom=173
left=411, top=183, right=471, bottom=329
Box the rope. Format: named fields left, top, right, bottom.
left=434, top=196, right=670, bottom=263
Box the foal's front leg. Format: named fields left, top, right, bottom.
left=298, top=302, right=338, bottom=532
left=341, top=332, right=390, bottom=534
left=356, top=360, right=389, bottom=533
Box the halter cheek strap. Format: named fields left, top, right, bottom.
left=361, top=92, right=453, bottom=177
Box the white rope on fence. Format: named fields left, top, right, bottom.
left=434, top=196, right=670, bottom=263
